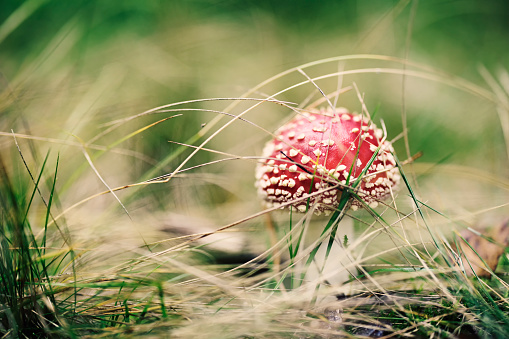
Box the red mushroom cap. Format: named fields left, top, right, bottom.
left=255, top=108, right=400, bottom=215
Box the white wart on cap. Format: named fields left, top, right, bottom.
left=255, top=108, right=400, bottom=215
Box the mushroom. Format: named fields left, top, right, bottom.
left=255, top=107, right=400, bottom=215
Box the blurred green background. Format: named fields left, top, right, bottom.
left=1, top=0, right=509, bottom=222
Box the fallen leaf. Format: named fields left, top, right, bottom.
left=453, top=220, right=509, bottom=277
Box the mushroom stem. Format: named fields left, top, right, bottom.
left=303, top=217, right=355, bottom=297
left=264, top=212, right=281, bottom=275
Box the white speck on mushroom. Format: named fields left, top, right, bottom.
left=337, top=164, right=346, bottom=171
left=270, top=177, right=279, bottom=185
left=357, top=159, right=362, bottom=167
left=385, top=153, right=395, bottom=163
left=275, top=189, right=282, bottom=195
left=273, top=167, right=279, bottom=174
left=313, top=126, right=327, bottom=133
left=267, top=188, right=275, bottom=194
left=297, top=205, right=307, bottom=212
left=323, top=198, right=332, bottom=204
left=308, top=140, right=317, bottom=147
left=341, top=114, right=351, bottom=120
left=301, top=155, right=311, bottom=164
left=298, top=173, right=308, bottom=181
left=289, top=165, right=298, bottom=172
left=351, top=127, right=359, bottom=133
left=297, top=133, right=306, bottom=140
left=288, top=179, right=296, bottom=188
left=275, top=144, right=283, bottom=151
left=289, top=149, right=299, bottom=157
left=313, top=149, right=322, bottom=157
left=369, top=144, right=377, bottom=152
left=287, top=131, right=295, bottom=138
left=279, top=164, right=287, bottom=170
left=353, top=115, right=361, bottom=122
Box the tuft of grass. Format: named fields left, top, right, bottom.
left=0, top=151, right=67, bottom=337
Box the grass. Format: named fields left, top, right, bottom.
left=2, top=56, right=509, bottom=338
left=2, top=1, right=509, bottom=338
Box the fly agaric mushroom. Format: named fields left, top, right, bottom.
left=255, top=107, right=400, bottom=215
